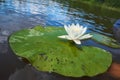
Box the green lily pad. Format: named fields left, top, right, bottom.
left=9, top=26, right=112, bottom=77
left=91, top=32, right=120, bottom=48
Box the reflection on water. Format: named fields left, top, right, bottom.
left=0, top=0, right=119, bottom=34
left=0, top=0, right=120, bottom=80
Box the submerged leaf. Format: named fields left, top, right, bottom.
left=91, top=32, right=120, bottom=48
left=9, top=26, right=112, bottom=77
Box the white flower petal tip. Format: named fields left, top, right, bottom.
left=58, top=35, right=66, bottom=39
left=73, top=40, right=81, bottom=45
left=88, top=34, right=93, bottom=38
left=58, top=23, right=92, bottom=45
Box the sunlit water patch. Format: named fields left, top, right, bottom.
left=0, top=0, right=119, bottom=35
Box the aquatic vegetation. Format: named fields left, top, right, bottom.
left=9, top=26, right=112, bottom=77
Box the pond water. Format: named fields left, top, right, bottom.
left=0, top=0, right=120, bottom=80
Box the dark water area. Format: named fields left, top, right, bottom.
left=0, top=0, right=120, bottom=80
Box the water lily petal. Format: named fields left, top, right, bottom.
left=73, top=40, right=81, bottom=44
left=71, top=23, right=75, bottom=27
left=75, top=26, right=87, bottom=39
left=76, top=23, right=80, bottom=28
left=65, top=25, right=74, bottom=39
left=58, top=35, right=72, bottom=40
left=79, top=34, right=92, bottom=40
left=64, top=25, right=74, bottom=38
left=58, top=35, right=67, bottom=39
left=64, top=25, right=70, bottom=34
left=79, top=25, right=84, bottom=32
left=80, top=27, right=87, bottom=36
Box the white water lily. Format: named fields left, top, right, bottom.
left=58, top=23, right=92, bottom=44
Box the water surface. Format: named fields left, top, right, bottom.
left=0, top=0, right=120, bottom=80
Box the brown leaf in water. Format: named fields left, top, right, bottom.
left=108, top=62, right=120, bottom=79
